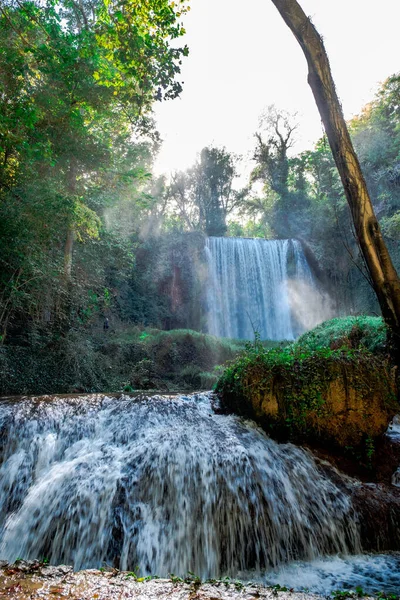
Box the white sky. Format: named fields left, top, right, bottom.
left=153, top=0, right=400, bottom=179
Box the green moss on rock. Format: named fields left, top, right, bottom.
left=296, top=315, right=387, bottom=354
left=216, top=319, right=398, bottom=451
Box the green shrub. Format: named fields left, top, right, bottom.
left=296, top=316, right=387, bottom=354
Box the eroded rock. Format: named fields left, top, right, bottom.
left=220, top=351, right=398, bottom=452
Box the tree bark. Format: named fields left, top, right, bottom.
left=270, top=0, right=400, bottom=354
left=64, top=227, right=75, bottom=279
left=64, top=159, right=77, bottom=279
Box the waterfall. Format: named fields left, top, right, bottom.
left=205, top=237, right=317, bottom=340
left=0, top=393, right=360, bottom=576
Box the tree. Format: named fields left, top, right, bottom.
left=0, top=0, right=188, bottom=277
left=252, top=106, right=296, bottom=199
left=270, top=0, right=400, bottom=357
left=0, top=0, right=188, bottom=339
left=250, top=106, right=310, bottom=237
left=167, top=146, right=244, bottom=236
left=196, top=147, right=236, bottom=236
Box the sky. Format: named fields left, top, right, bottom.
left=153, top=0, right=400, bottom=179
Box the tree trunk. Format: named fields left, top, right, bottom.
left=64, top=227, right=75, bottom=279
left=64, top=159, right=77, bottom=279
left=270, top=0, right=400, bottom=355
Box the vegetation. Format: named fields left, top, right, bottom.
left=296, top=316, right=387, bottom=354
left=0, top=0, right=400, bottom=401
left=0, top=326, right=253, bottom=395
left=0, top=0, right=188, bottom=342
left=0, top=3, right=399, bottom=596
left=215, top=317, right=398, bottom=452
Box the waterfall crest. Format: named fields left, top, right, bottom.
left=205, top=237, right=316, bottom=340
left=0, top=393, right=359, bottom=575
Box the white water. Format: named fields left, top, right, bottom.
left=0, top=393, right=360, bottom=576
left=261, top=553, right=400, bottom=595
left=205, top=237, right=317, bottom=340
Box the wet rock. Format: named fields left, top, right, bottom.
left=220, top=352, right=398, bottom=452
left=40, top=565, right=73, bottom=577
left=0, top=567, right=369, bottom=600
left=352, top=483, right=400, bottom=551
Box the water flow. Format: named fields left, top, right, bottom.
left=292, top=240, right=315, bottom=286
left=0, top=393, right=359, bottom=575
left=205, top=237, right=315, bottom=340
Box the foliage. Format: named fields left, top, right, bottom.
left=166, top=146, right=246, bottom=236
left=296, top=316, right=387, bottom=354
left=248, top=105, right=311, bottom=239
left=0, top=326, right=248, bottom=395
left=1, top=0, right=400, bottom=400
left=0, top=0, right=188, bottom=339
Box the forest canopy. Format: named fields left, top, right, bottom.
left=0, top=0, right=188, bottom=337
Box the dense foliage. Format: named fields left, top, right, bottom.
left=0, top=0, right=188, bottom=341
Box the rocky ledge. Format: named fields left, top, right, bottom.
left=217, top=348, right=398, bottom=457
left=0, top=562, right=373, bottom=600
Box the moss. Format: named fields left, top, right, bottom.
left=216, top=317, right=398, bottom=452
left=296, top=315, right=387, bottom=354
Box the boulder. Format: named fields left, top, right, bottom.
left=219, top=349, right=398, bottom=451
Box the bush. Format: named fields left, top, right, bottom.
left=0, top=327, right=249, bottom=396
left=295, top=316, right=387, bottom=354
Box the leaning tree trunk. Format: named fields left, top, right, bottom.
left=270, top=0, right=400, bottom=357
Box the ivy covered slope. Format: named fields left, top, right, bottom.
left=216, top=317, right=398, bottom=451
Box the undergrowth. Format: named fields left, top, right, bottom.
left=296, top=316, right=387, bottom=354
left=0, top=327, right=268, bottom=396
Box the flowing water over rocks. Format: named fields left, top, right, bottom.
left=0, top=392, right=399, bottom=595
left=0, top=392, right=359, bottom=576
left=205, top=238, right=315, bottom=340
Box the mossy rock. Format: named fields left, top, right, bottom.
left=216, top=338, right=398, bottom=451
left=296, top=315, right=387, bottom=354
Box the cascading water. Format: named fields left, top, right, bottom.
left=205, top=237, right=317, bottom=340
left=0, top=393, right=360, bottom=576
left=292, top=239, right=315, bottom=287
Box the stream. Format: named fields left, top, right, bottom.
left=0, top=392, right=398, bottom=595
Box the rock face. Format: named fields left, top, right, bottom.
left=219, top=350, right=398, bottom=451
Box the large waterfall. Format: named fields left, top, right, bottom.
left=205, top=237, right=315, bottom=340
left=0, top=393, right=359, bottom=576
